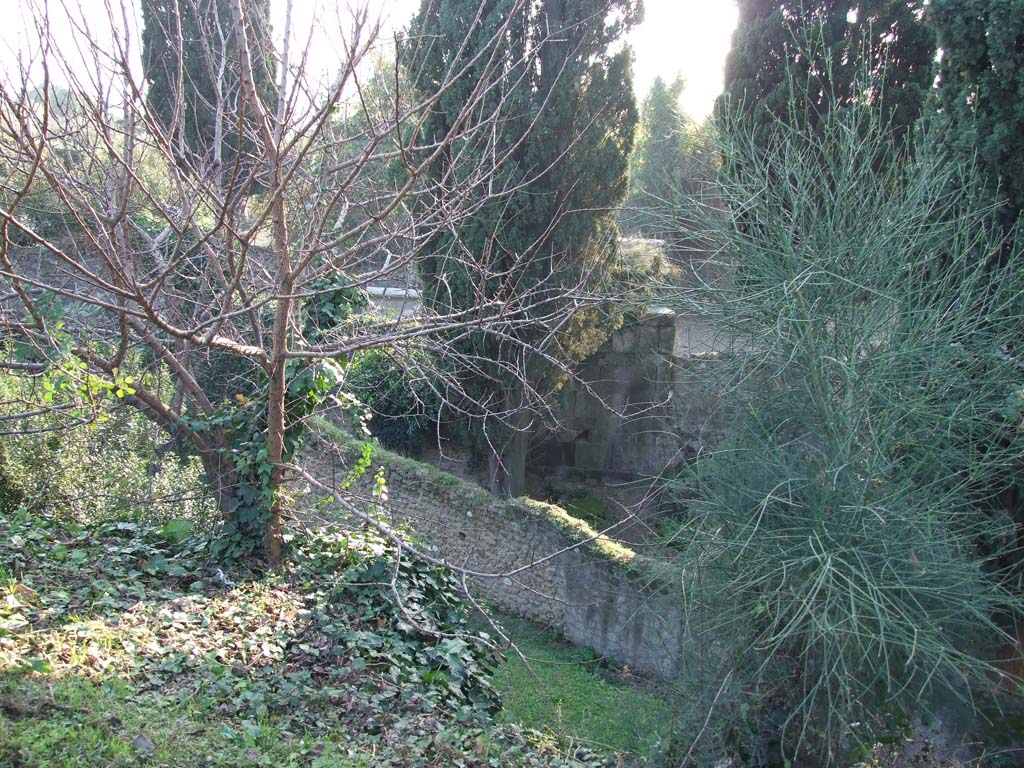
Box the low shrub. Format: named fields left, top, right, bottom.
left=0, top=370, right=216, bottom=528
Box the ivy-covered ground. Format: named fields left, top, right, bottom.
left=0, top=509, right=628, bottom=767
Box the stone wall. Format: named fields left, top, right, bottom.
left=309, top=430, right=684, bottom=678
left=530, top=308, right=725, bottom=482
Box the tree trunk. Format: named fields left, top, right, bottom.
left=264, top=360, right=286, bottom=566
left=263, top=234, right=291, bottom=567
left=262, top=170, right=292, bottom=567
left=488, top=386, right=531, bottom=497
left=228, top=0, right=290, bottom=567
left=195, top=432, right=236, bottom=521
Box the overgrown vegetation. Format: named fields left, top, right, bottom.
left=0, top=507, right=631, bottom=766
left=0, top=370, right=215, bottom=527
left=4, top=1, right=1024, bottom=765
left=345, top=348, right=443, bottom=455
left=660, top=100, right=1024, bottom=764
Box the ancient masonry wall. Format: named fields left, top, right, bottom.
left=309, top=431, right=684, bottom=679
left=530, top=309, right=725, bottom=482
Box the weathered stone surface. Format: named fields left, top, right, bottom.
left=307, top=436, right=683, bottom=678
left=531, top=309, right=728, bottom=482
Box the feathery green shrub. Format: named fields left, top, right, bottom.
left=665, top=105, right=1024, bottom=764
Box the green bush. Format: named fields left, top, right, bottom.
left=345, top=348, right=443, bottom=454
left=662, top=104, right=1024, bottom=763
left=0, top=371, right=216, bottom=528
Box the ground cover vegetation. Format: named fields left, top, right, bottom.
left=487, top=613, right=671, bottom=758
left=0, top=501, right=641, bottom=766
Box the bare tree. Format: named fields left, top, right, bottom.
left=0, top=0, right=598, bottom=564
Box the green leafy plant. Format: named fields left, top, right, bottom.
left=489, top=614, right=670, bottom=758
left=563, top=496, right=607, bottom=530
left=0, top=368, right=214, bottom=527
left=346, top=348, right=442, bottom=454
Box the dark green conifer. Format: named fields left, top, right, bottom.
left=622, top=75, right=695, bottom=244
left=407, top=0, right=641, bottom=494
left=141, top=0, right=276, bottom=192
left=719, top=1, right=934, bottom=144
left=930, top=0, right=1024, bottom=226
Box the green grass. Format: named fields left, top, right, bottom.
left=0, top=676, right=316, bottom=767
left=490, top=614, right=671, bottom=759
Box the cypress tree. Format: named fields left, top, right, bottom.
left=407, top=0, right=640, bottom=495
left=623, top=76, right=687, bottom=240
left=719, top=1, right=935, bottom=144
left=930, top=0, right=1024, bottom=227
left=141, top=0, right=276, bottom=192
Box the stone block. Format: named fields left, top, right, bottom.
left=574, top=441, right=607, bottom=471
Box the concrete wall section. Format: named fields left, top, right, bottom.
left=532, top=308, right=725, bottom=482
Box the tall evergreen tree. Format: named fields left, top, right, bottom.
left=719, top=1, right=935, bottom=144
left=141, top=0, right=276, bottom=192
left=406, top=0, right=640, bottom=495
left=930, top=0, right=1024, bottom=228
left=621, top=75, right=718, bottom=255
left=623, top=76, right=686, bottom=239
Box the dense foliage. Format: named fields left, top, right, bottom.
left=929, top=0, right=1024, bottom=227
left=7, top=2, right=1024, bottom=763
left=622, top=77, right=717, bottom=256
left=666, top=105, right=1024, bottom=764
left=141, top=0, right=276, bottom=190
left=720, top=1, right=935, bottom=144
left=346, top=348, right=443, bottom=455
left=0, top=372, right=214, bottom=527
left=406, top=0, right=640, bottom=494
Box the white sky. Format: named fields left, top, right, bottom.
left=0, top=0, right=737, bottom=119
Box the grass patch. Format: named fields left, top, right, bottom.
left=490, top=614, right=671, bottom=760
left=0, top=676, right=304, bottom=767
left=564, top=496, right=607, bottom=529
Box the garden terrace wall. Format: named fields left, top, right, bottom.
left=530, top=308, right=726, bottom=482
left=305, top=427, right=684, bottom=679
